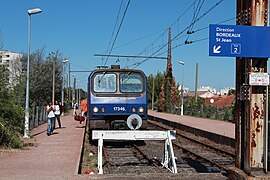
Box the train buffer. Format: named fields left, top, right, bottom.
left=92, top=130, right=177, bottom=174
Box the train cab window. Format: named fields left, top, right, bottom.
left=120, top=74, right=143, bottom=93
left=93, top=73, right=116, bottom=92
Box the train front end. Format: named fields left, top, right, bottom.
left=87, top=67, right=148, bottom=131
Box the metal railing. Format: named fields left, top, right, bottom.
left=29, top=106, right=47, bottom=130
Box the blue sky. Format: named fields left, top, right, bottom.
left=0, top=0, right=237, bottom=91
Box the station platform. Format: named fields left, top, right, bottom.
left=0, top=110, right=236, bottom=179
left=148, top=110, right=235, bottom=147
left=0, top=111, right=85, bottom=180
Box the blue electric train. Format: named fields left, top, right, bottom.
left=87, top=65, right=148, bottom=133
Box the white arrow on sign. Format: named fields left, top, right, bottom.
left=213, top=45, right=221, bottom=53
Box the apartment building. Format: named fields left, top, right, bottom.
left=0, top=50, right=23, bottom=87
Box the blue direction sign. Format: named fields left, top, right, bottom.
left=209, top=24, right=270, bottom=58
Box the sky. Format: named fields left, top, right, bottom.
left=0, top=0, right=238, bottom=91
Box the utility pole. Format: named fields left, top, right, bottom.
left=68, top=62, right=70, bottom=102
left=232, top=0, right=269, bottom=178
left=158, top=28, right=179, bottom=112
left=179, top=61, right=185, bottom=116
left=164, top=28, right=172, bottom=112
left=195, top=63, right=198, bottom=102
left=152, top=77, right=155, bottom=111
left=73, top=75, right=76, bottom=106
left=52, top=60, right=55, bottom=104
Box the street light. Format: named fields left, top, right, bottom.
left=67, top=62, right=70, bottom=102
left=61, top=59, right=69, bottom=109
left=24, top=8, right=42, bottom=138
left=28, top=8, right=42, bottom=15
left=72, top=73, right=76, bottom=107
left=76, top=80, right=80, bottom=105
left=178, top=60, right=184, bottom=116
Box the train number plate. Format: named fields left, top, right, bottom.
left=113, top=107, right=126, bottom=111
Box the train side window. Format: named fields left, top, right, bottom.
left=93, top=74, right=116, bottom=92
left=120, top=74, right=143, bottom=93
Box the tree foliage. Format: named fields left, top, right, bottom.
left=0, top=47, right=65, bottom=148
left=228, top=89, right=235, bottom=95
left=184, top=96, right=234, bottom=121
left=147, top=72, right=164, bottom=110
left=158, top=66, right=180, bottom=112
left=19, top=49, right=64, bottom=106
left=0, top=65, right=25, bottom=148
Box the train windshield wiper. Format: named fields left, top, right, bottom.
left=98, top=71, right=108, bottom=84
left=121, top=71, right=132, bottom=84
left=95, top=66, right=109, bottom=84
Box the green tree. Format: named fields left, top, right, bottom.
left=228, top=89, right=235, bottom=95
left=147, top=74, right=154, bottom=105
left=184, top=97, right=204, bottom=116
left=147, top=72, right=164, bottom=110
left=19, top=49, right=64, bottom=106
left=0, top=65, right=25, bottom=148
left=165, top=76, right=171, bottom=112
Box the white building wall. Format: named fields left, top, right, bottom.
left=0, top=50, right=23, bottom=87
left=219, top=87, right=235, bottom=95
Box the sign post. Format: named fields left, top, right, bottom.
left=209, top=24, right=270, bottom=58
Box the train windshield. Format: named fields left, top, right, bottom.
left=120, top=74, right=143, bottom=93
left=93, top=73, right=116, bottom=92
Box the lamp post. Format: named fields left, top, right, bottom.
left=24, top=8, right=42, bottom=138
left=67, top=62, right=70, bottom=103
left=61, top=59, right=69, bottom=107
left=178, top=60, right=184, bottom=116
left=72, top=73, right=76, bottom=108
left=52, top=59, right=55, bottom=104
left=151, top=75, right=155, bottom=111
left=76, top=80, right=80, bottom=106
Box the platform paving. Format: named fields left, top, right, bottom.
left=148, top=110, right=235, bottom=139
left=0, top=110, right=235, bottom=179
left=0, top=111, right=85, bottom=180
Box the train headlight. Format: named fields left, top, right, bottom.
left=93, top=107, right=99, bottom=113
left=138, top=107, right=144, bottom=113
left=132, top=108, right=136, bottom=112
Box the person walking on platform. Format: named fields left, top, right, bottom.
left=46, top=101, right=56, bottom=136
left=55, top=100, right=62, bottom=128
left=81, top=98, right=88, bottom=118
left=59, top=101, right=64, bottom=116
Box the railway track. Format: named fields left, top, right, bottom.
left=102, top=141, right=168, bottom=174
left=81, top=118, right=234, bottom=179
left=148, top=120, right=235, bottom=173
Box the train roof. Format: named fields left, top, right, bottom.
left=92, top=65, right=145, bottom=73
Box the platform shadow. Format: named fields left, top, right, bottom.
left=75, top=125, right=86, bottom=128
left=50, top=132, right=59, bottom=135
left=55, top=127, right=66, bottom=129
left=33, top=129, right=47, bottom=137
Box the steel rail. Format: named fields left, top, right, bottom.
left=148, top=120, right=235, bottom=158
left=132, top=143, right=162, bottom=168
left=148, top=120, right=234, bottom=173
left=103, top=147, right=112, bottom=174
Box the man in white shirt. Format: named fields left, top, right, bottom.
left=46, top=101, right=56, bottom=136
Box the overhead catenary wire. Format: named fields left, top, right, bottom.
left=104, top=0, right=124, bottom=63
left=191, top=16, right=236, bottom=34
left=103, top=0, right=131, bottom=66
left=112, top=28, right=167, bottom=51
left=156, top=16, right=236, bottom=57
left=128, top=0, right=225, bottom=69
left=185, top=0, right=205, bottom=42
left=136, top=0, right=199, bottom=57
left=115, top=0, right=199, bottom=68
